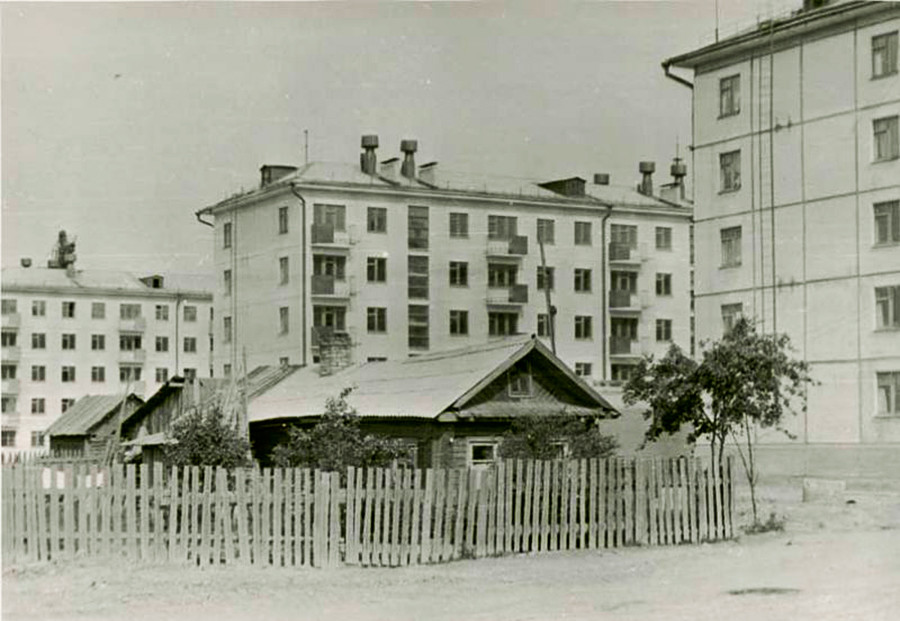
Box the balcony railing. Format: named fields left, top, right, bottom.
left=609, top=242, right=648, bottom=265
left=1, top=313, right=21, bottom=329
left=311, top=223, right=355, bottom=247
left=118, top=349, right=147, bottom=364
left=486, top=235, right=528, bottom=258
left=609, top=290, right=633, bottom=308
left=486, top=284, right=528, bottom=306
left=609, top=335, right=634, bottom=355
left=311, top=275, right=353, bottom=299
left=118, top=317, right=147, bottom=332
left=1, top=379, right=20, bottom=394
left=1, top=346, right=21, bottom=362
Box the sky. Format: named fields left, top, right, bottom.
left=1, top=0, right=798, bottom=276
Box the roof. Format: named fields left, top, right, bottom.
left=249, top=336, right=617, bottom=424
left=46, top=394, right=143, bottom=437
left=586, top=183, right=686, bottom=211
left=1, top=266, right=213, bottom=297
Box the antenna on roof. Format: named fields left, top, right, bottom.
left=304, top=129, right=309, bottom=166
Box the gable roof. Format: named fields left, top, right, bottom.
left=46, top=394, right=143, bottom=437
left=248, top=336, right=617, bottom=424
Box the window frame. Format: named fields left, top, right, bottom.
left=720, top=226, right=742, bottom=268
left=574, top=315, right=593, bottom=340
left=656, top=319, right=673, bottom=342
left=223, top=221, right=232, bottom=248
left=655, top=226, right=672, bottom=251
left=655, top=273, right=673, bottom=296
left=31, top=332, right=46, bottom=350
left=874, top=200, right=900, bottom=245
left=367, top=307, right=387, bottom=334
left=488, top=215, right=518, bottom=241
left=449, top=309, right=469, bottom=336
left=367, top=206, right=387, bottom=233
left=449, top=261, right=469, bottom=287
left=367, top=257, right=387, bottom=283
left=449, top=212, right=469, bottom=239
left=876, top=371, right=900, bottom=416
left=574, top=221, right=592, bottom=246
left=536, top=218, right=555, bottom=245
left=875, top=285, right=900, bottom=329
left=873, top=116, right=899, bottom=162
left=872, top=31, right=898, bottom=79
left=718, top=74, right=741, bottom=118
left=536, top=266, right=555, bottom=291
left=574, top=268, right=592, bottom=293
left=719, top=150, right=742, bottom=192
left=278, top=205, right=289, bottom=235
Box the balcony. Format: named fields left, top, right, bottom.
left=1, top=379, right=20, bottom=394
left=608, top=242, right=647, bottom=266
left=609, top=290, right=649, bottom=313
left=118, top=348, right=147, bottom=364
left=1, top=346, right=21, bottom=362
left=310, top=275, right=354, bottom=300
left=118, top=316, right=147, bottom=332
left=609, top=336, right=636, bottom=356
left=486, top=235, right=528, bottom=260
left=311, top=223, right=356, bottom=248
left=1, top=411, right=20, bottom=426
left=310, top=326, right=353, bottom=348
left=486, top=284, right=529, bottom=307
left=1, top=313, right=21, bottom=329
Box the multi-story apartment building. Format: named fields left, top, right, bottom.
left=664, top=0, right=900, bottom=476
left=0, top=260, right=214, bottom=452
left=197, top=135, right=692, bottom=388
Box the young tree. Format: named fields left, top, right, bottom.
left=498, top=411, right=618, bottom=461
left=164, top=404, right=252, bottom=469
left=624, top=318, right=814, bottom=524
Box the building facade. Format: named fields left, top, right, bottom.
left=1, top=267, right=214, bottom=452
left=197, top=136, right=692, bottom=388
left=665, top=0, right=900, bottom=475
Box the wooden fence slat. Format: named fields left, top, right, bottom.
left=402, top=468, right=414, bottom=566
left=410, top=469, right=422, bottom=564
left=224, top=468, right=237, bottom=565
left=389, top=468, right=402, bottom=566
left=725, top=456, right=734, bottom=539
left=138, top=464, right=149, bottom=561
left=513, top=460, right=524, bottom=552
left=686, top=459, right=696, bottom=543
left=647, top=460, right=658, bottom=546
left=623, top=460, right=633, bottom=546
left=504, top=460, right=513, bottom=553
left=344, top=467, right=357, bottom=566
left=568, top=461, right=578, bottom=550
left=361, top=468, right=373, bottom=567
left=494, top=462, right=505, bottom=555
left=166, top=466, right=178, bottom=563
left=124, top=464, right=137, bottom=559
left=441, top=470, right=455, bottom=562
left=578, top=459, right=587, bottom=549
left=430, top=469, right=443, bottom=563
left=698, top=460, right=708, bottom=542
left=2, top=466, right=13, bottom=562
left=272, top=468, right=283, bottom=567
left=62, top=466, right=74, bottom=560
left=522, top=460, right=534, bottom=553
left=587, top=458, right=597, bottom=549
left=679, top=459, right=689, bottom=544
left=475, top=470, right=488, bottom=559
left=299, top=469, right=310, bottom=567
left=327, top=471, right=340, bottom=568
left=465, top=469, right=478, bottom=555
left=420, top=468, right=433, bottom=564
left=453, top=469, right=466, bottom=561
left=14, top=467, right=27, bottom=561
left=485, top=469, right=496, bottom=558
left=540, top=460, right=551, bottom=552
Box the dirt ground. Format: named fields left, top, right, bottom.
left=4, top=481, right=900, bottom=621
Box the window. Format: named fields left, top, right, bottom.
left=574, top=268, right=592, bottom=293
left=574, top=221, right=592, bottom=246
left=1, top=331, right=16, bottom=348
left=156, top=368, right=169, bottom=383
left=120, top=366, right=142, bottom=382
left=120, top=303, right=141, bottom=319
left=31, top=431, right=45, bottom=448
left=120, top=334, right=142, bottom=351
left=722, top=303, right=743, bottom=334
left=449, top=310, right=468, bottom=336
left=873, top=116, right=899, bottom=162
left=276, top=257, right=289, bottom=286
left=469, top=441, right=498, bottom=467
left=223, top=364, right=232, bottom=378
left=86, top=334, right=103, bottom=351
left=575, top=315, right=593, bottom=340
left=314, top=203, right=346, bottom=232
left=878, top=372, right=900, bottom=415
left=367, top=207, right=387, bottom=233
left=31, top=365, right=45, bottom=382
left=184, top=305, right=197, bottom=322
left=508, top=363, right=532, bottom=397
left=610, top=224, right=637, bottom=248
left=611, top=364, right=636, bottom=383
left=155, top=304, right=169, bottom=321
left=224, top=269, right=232, bottom=296
left=875, top=200, right=900, bottom=244
left=876, top=286, right=900, bottom=329
left=488, top=312, right=518, bottom=336
left=536, top=266, right=555, bottom=291
left=719, top=74, right=740, bottom=117
left=61, top=366, right=75, bottom=382
left=408, top=305, right=429, bottom=350
left=449, top=261, right=468, bottom=287
left=155, top=336, right=169, bottom=352
left=31, top=333, right=45, bottom=349
left=1, top=395, right=14, bottom=413
left=183, top=368, right=197, bottom=381
left=611, top=317, right=638, bottom=340
left=488, top=264, right=517, bottom=288
left=313, top=254, right=346, bottom=280
left=408, top=255, right=429, bottom=299
left=91, top=366, right=105, bottom=383
left=656, top=319, right=673, bottom=342
left=92, top=302, right=105, bottom=319
left=31, top=398, right=45, bottom=415
left=276, top=306, right=290, bottom=335
left=62, top=301, right=76, bottom=318
left=61, top=333, right=76, bottom=350
left=1, top=431, right=16, bottom=447
left=184, top=337, right=197, bottom=353
left=537, top=313, right=551, bottom=338
left=31, top=300, right=46, bottom=317
left=368, top=357, right=387, bottom=363
left=721, top=226, right=742, bottom=267
left=367, top=257, right=387, bottom=283
left=719, top=150, right=741, bottom=192
left=872, top=31, right=898, bottom=78
left=656, top=273, right=672, bottom=296
left=537, top=219, right=555, bottom=245
left=449, top=212, right=469, bottom=238
left=656, top=227, right=672, bottom=250
left=313, top=306, right=347, bottom=332
left=223, top=221, right=232, bottom=248
left=408, top=206, right=429, bottom=249
left=223, top=317, right=232, bottom=344
left=278, top=205, right=289, bottom=234
left=61, top=398, right=75, bottom=413
left=1, top=299, right=16, bottom=315
left=367, top=307, right=387, bottom=333
left=575, top=363, right=592, bottom=377
left=488, top=215, right=517, bottom=241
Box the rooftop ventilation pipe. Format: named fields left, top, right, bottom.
left=638, top=161, right=656, bottom=196
left=360, top=135, right=379, bottom=175
left=20, top=258, right=32, bottom=268
left=400, top=139, right=418, bottom=179
left=670, top=157, right=687, bottom=200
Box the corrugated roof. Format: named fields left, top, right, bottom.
left=46, top=394, right=142, bottom=437
left=1, top=267, right=213, bottom=296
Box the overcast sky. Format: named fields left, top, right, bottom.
left=2, top=0, right=797, bottom=275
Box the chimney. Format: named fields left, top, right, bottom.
left=670, top=157, right=687, bottom=200
left=20, top=258, right=32, bottom=268
left=400, top=139, right=418, bottom=180
left=418, top=162, right=438, bottom=186
left=360, top=134, right=379, bottom=175
left=380, top=157, right=399, bottom=182
left=638, top=161, right=655, bottom=196
left=593, top=173, right=610, bottom=186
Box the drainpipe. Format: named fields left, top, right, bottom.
left=662, top=62, right=694, bottom=90
left=195, top=211, right=214, bottom=228
left=600, top=205, right=612, bottom=381
left=289, top=184, right=308, bottom=366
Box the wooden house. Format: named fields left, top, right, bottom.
left=45, top=394, right=144, bottom=461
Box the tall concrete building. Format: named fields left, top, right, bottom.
left=0, top=245, right=214, bottom=453
left=664, top=0, right=900, bottom=476
left=196, top=136, right=693, bottom=389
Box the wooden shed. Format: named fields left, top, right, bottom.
left=45, top=394, right=144, bottom=461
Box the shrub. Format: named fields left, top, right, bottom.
left=741, top=512, right=786, bottom=535
left=163, top=405, right=251, bottom=469
left=498, top=412, right=618, bottom=461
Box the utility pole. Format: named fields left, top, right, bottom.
left=538, top=235, right=556, bottom=354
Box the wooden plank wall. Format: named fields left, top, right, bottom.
left=1, top=457, right=735, bottom=568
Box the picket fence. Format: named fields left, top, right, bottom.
left=2, top=457, right=734, bottom=568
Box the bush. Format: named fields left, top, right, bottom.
left=498, top=412, right=618, bottom=461
left=163, top=405, right=251, bottom=469
left=741, top=512, right=786, bottom=535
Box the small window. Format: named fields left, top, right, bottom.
left=469, top=441, right=498, bottom=467
left=279, top=257, right=289, bottom=285
left=655, top=227, right=672, bottom=250
left=31, top=333, right=46, bottom=349
left=184, top=337, right=197, bottom=353
left=508, top=364, right=533, bottom=397
left=721, top=226, right=742, bottom=268
left=872, top=31, right=898, bottom=79
left=61, top=333, right=76, bottom=350
left=279, top=307, right=289, bottom=335
left=574, top=268, right=592, bottom=293
left=722, top=303, right=743, bottom=334
left=873, top=116, right=899, bottom=162
left=488, top=312, right=518, bottom=336
left=314, top=203, right=346, bottom=232
left=31, top=300, right=46, bottom=317
left=184, top=305, right=197, bottom=322
left=875, top=286, right=900, bottom=329
left=449, top=310, right=468, bottom=336
left=367, top=307, right=387, bottom=333
left=223, top=317, right=232, bottom=344
left=91, top=366, right=106, bottom=383
left=719, top=74, right=740, bottom=117
left=155, top=304, right=169, bottom=321
left=536, top=266, right=554, bottom=291
left=367, top=257, right=387, bottom=283
left=537, top=219, right=555, bottom=245
left=656, top=273, right=672, bottom=296
left=488, top=215, right=517, bottom=241
left=720, top=150, right=741, bottom=192
left=61, top=398, right=75, bottom=413
left=155, top=336, right=169, bottom=352
left=610, top=224, right=637, bottom=248
left=877, top=371, right=900, bottom=415
left=31, top=365, right=45, bottom=382
left=656, top=319, right=673, bottom=342
left=1, top=430, right=17, bottom=447
left=91, top=302, right=105, bottom=319
left=574, top=362, right=592, bottom=377
left=313, top=254, right=346, bottom=280
left=574, top=221, right=592, bottom=246
left=31, top=398, right=45, bottom=415
left=61, top=366, right=76, bottom=382
left=62, top=301, right=76, bottom=318
left=119, top=366, right=142, bottom=382
left=278, top=206, right=289, bottom=234
left=449, top=212, right=469, bottom=238
left=367, top=207, right=387, bottom=233
left=575, top=315, right=593, bottom=340
left=155, top=368, right=169, bottom=383
left=223, top=222, right=232, bottom=248
left=183, top=368, right=197, bottom=381
left=224, top=269, right=232, bottom=296
left=488, top=264, right=517, bottom=288
left=1, top=395, right=15, bottom=412
left=537, top=313, right=551, bottom=338
left=875, top=200, right=900, bottom=245
left=30, top=431, right=45, bottom=448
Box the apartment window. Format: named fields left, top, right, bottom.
left=367, top=307, right=387, bottom=333
left=61, top=333, right=76, bottom=350
left=575, top=315, right=593, bottom=340
left=875, top=200, right=900, bottom=244
left=873, top=116, right=899, bottom=162
left=31, top=398, right=45, bottom=415
left=449, top=310, right=469, bottom=336
left=313, top=306, right=347, bottom=332
left=537, top=219, right=555, bottom=245
left=367, top=206, right=387, bottom=233
left=223, top=317, right=232, bottom=344
left=408, top=305, right=429, bottom=350
left=62, top=301, right=76, bottom=318
left=61, top=366, right=75, bottom=382
left=30, top=431, right=44, bottom=448
left=408, top=205, right=429, bottom=249
left=278, top=205, right=289, bottom=234
left=508, top=363, right=532, bottom=397
left=656, top=319, right=673, bottom=342
left=720, top=226, right=742, bottom=267
left=656, top=273, right=672, bottom=296
left=314, top=203, right=346, bottom=232
left=656, top=227, right=673, bottom=250
left=611, top=364, right=636, bottom=383
left=61, top=398, right=75, bottom=413
left=1, top=331, right=16, bottom=348
left=719, top=150, right=741, bottom=192
left=488, top=264, right=517, bottom=288
left=156, top=368, right=169, bottom=383
left=275, top=306, right=289, bottom=335
left=1, top=299, right=16, bottom=315
left=878, top=372, right=900, bottom=415
left=367, top=257, right=387, bottom=283
left=408, top=255, right=429, bottom=299
left=118, top=335, right=141, bottom=351
left=574, top=363, right=592, bottom=377
left=469, top=441, right=498, bottom=468
left=488, top=215, right=517, bottom=241
left=184, top=305, right=197, bottom=322
left=872, top=31, right=898, bottom=78
left=91, top=366, right=106, bottom=383
left=611, top=271, right=638, bottom=294
left=184, top=337, right=197, bottom=353
left=183, top=368, right=197, bottom=381
left=1, top=431, right=16, bottom=447
left=537, top=313, right=551, bottom=338
left=119, top=366, right=142, bottom=382
left=574, top=268, right=592, bottom=293
left=30, top=332, right=45, bottom=349
left=92, top=302, right=105, bottom=319
left=1, top=396, right=14, bottom=413
left=224, top=269, right=232, bottom=296
left=155, top=304, right=169, bottom=321
left=31, top=300, right=46, bottom=317
left=279, top=257, right=289, bottom=285
left=611, top=317, right=638, bottom=340
left=610, top=224, right=637, bottom=248
left=447, top=261, right=468, bottom=287
left=223, top=364, right=232, bottom=378
left=876, top=286, right=900, bottom=329
left=155, top=336, right=169, bottom=352
left=449, top=212, right=469, bottom=238
left=488, top=312, right=518, bottom=337
left=223, top=221, right=232, bottom=248
left=574, top=221, right=592, bottom=246
left=86, top=334, right=103, bottom=352
left=536, top=266, right=555, bottom=291
left=120, top=303, right=141, bottom=319
left=722, top=303, right=743, bottom=334
left=719, top=74, right=740, bottom=117
left=31, top=365, right=45, bottom=382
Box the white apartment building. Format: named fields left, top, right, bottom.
left=664, top=0, right=900, bottom=476
left=197, top=135, right=692, bottom=388
left=1, top=266, right=214, bottom=452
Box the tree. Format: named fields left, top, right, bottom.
left=498, top=411, right=618, bottom=461
left=164, top=404, right=252, bottom=469
left=623, top=317, right=814, bottom=524
left=270, top=388, right=411, bottom=471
